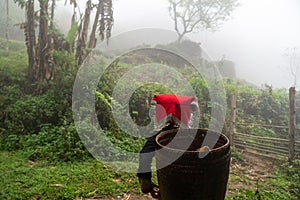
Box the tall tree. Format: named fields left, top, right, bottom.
left=76, top=0, right=92, bottom=65
left=168, top=0, right=239, bottom=42
left=89, top=0, right=113, bottom=49
left=26, top=0, right=37, bottom=82
left=36, top=0, right=52, bottom=81
left=98, top=0, right=113, bottom=42
left=49, top=0, right=56, bottom=38
left=14, top=0, right=114, bottom=83
left=14, top=0, right=37, bottom=82
left=76, top=0, right=114, bottom=65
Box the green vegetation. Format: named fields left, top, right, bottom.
left=227, top=158, right=300, bottom=200
left=1, top=150, right=299, bottom=199
left=0, top=151, right=140, bottom=199
left=0, top=38, right=299, bottom=199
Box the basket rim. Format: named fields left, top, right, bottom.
left=155, top=128, right=230, bottom=154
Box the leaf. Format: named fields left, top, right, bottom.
left=65, top=22, right=78, bottom=45
left=49, top=184, right=64, bottom=187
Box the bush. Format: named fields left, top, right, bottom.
left=4, top=94, right=58, bottom=135
left=2, top=80, right=74, bottom=135
left=0, top=85, right=23, bottom=128
left=29, top=123, right=90, bottom=161
left=279, top=160, right=300, bottom=197
left=0, top=123, right=90, bottom=161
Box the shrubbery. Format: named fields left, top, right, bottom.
left=0, top=40, right=86, bottom=161
left=0, top=39, right=298, bottom=163
left=0, top=123, right=89, bottom=161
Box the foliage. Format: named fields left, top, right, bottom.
left=96, top=47, right=212, bottom=130
left=227, top=158, right=300, bottom=200
left=0, top=85, right=23, bottom=124
left=0, top=37, right=296, bottom=163
left=4, top=94, right=57, bottom=135
left=224, top=80, right=290, bottom=137
left=0, top=38, right=83, bottom=161
left=2, top=68, right=76, bottom=133
left=0, top=37, right=299, bottom=200
left=0, top=123, right=90, bottom=162
left=278, top=159, right=300, bottom=196
left=129, top=84, right=173, bottom=126
left=230, top=147, right=243, bottom=163
left=105, top=130, right=145, bottom=155
left=95, top=91, right=116, bottom=130
left=65, top=22, right=78, bottom=46
left=0, top=40, right=27, bottom=85
left=189, top=77, right=211, bottom=128
left=12, top=0, right=114, bottom=82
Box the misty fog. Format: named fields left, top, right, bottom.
left=1, top=0, right=300, bottom=89
left=112, top=0, right=300, bottom=89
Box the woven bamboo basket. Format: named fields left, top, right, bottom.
left=155, top=128, right=230, bottom=200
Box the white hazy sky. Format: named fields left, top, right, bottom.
left=111, top=0, right=300, bottom=89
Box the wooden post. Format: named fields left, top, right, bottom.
left=288, top=87, right=296, bottom=161
left=229, top=94, right=236, bottom=146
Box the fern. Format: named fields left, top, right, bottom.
left=66, top=22, right=78, bottom=45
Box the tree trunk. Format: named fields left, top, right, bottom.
left=50, top=0, right=55, bottom=27
left=177, top=34, right=184, bottom=43
left=76, top=0, right=92, bottom=65
left=26, top=0, right=36, bottom=83
left=70, top=4, right=77, bottom=53
left=88, top=0, right=102, bottom=49
left=36, top=0, right=53, bottom=81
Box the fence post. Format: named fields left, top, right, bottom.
left=229, top=94, right=236, bottom=146
left=288, top=87, right=296, bottom=161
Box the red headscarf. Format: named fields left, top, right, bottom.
left=151, top=94, right=198, bottom=126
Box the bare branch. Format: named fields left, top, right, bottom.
left=168, top=0, right=239, bottom=41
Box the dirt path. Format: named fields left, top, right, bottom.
left=80, top=152, right=277, bottom=200
left=227, top=151, right=276, bottom=196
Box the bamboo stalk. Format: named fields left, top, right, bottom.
left=235, top=132, right=289, bottom=142
left=236, top=122, right=289, bottom=129
left=234, top=140, right=289, bottom=155
left=235, top=140, right=289, bottom=155
left=235, top=144, right=288, bottom=157
left=235, top=148, right=287, bottom=160
left=234, top=138, right=289, bottom=153
left=235, top=136, right=289, bottom=148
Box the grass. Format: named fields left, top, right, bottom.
left=0, top=38, right=26, bottom=53
left=0, top=151, right=140, bottom=200
left=1, top=150, right=299, bottom=200
left=226, top=160, right=300, bottom=200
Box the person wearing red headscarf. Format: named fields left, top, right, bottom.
left=137, top=94, right=199, bottom=198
